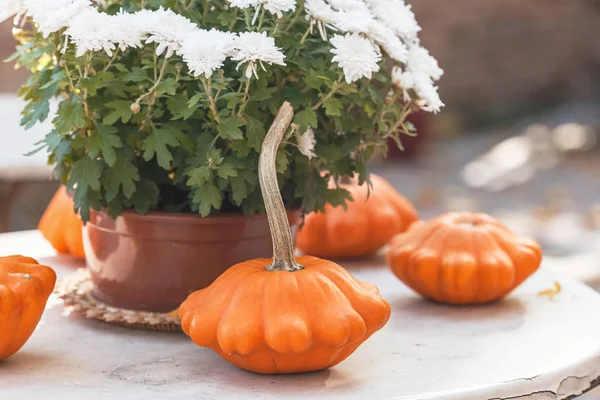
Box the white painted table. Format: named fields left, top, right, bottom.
left=1, top=230, right=600, bottom=400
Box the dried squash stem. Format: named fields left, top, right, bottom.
left=258, top=102, right=303, bottom=272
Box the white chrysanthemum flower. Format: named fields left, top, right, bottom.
left=110, top=9, right=146, bottom=52
left=327, top=0, right=370, bottom=13
left=297, top=128, right=316, bottom=159
left=406, top=45, right=443, bottom=81
left=330, top=32, right=381, bottom=83
left=391, top=66, right=414, bottom=91
left=368, top=20, right=407, bottom=62
left=231, top=32, right=286, bottom=79
left=66, top=8, right=118, bottom=57
left=229, top=0, right=295, bottom=24
left=392, top=50, right=444, bottom=114
left=263, top=0, right=296, bottom=19
left=305, top=0, right=337, bottom=40
left=141, top=7, right=197, bottom=58
left=23, top=0, right=91, bottom=38
left=0, top=0, right=23, bottom=24
left=369, top=0, right=420, bottom=42
left=180, top=29, right=236, bottom=78
left=413, top=76, right=444, bottom=113
left=331, top=9, right=374, bottom=33
left=229, top=0, right=261, bottom=9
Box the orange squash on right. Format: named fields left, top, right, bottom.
left=387, top=212, right=542, bottom=305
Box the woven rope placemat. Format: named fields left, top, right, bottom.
left=54, top=269, right=182, bottom=332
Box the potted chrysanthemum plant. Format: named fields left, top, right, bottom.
left=3, top=0, right=442, bottom=312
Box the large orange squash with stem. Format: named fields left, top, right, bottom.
left=387, top=212, right=543, bottom=305
left=179, top=103, right=391, bottom=374
left=296, top=174, right=418, bottom=259
left=38, top=186, right=85, bottom=259
left=0, top=255, right=57, bottom=360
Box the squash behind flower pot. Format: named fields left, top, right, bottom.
left=296, top=174, right=419, bottom=259
left=38, top=186, right=85, bottom=259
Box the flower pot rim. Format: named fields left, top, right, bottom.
left=91, top=207, right=300, bottom=225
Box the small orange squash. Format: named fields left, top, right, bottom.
left=387, top=212, right=542, bottom=305
left=296, top=174, right=418, bottom=259
left=38, top=186, right=85, bottom=259
left=0, top=255, right=57, bottom=360
left=179, top=103, right=391, bottom=374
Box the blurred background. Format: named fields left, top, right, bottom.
left=1, top=1, right=600, bottom=396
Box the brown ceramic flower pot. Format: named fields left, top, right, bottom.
left=83, top=209, right=300, bottom=313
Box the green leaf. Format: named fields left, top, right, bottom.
left=217, top=162, right=238, bottom=179
left=323, top=97, right=343, bottom=117
left=20, top=101, right=50, bottom=130
left=249, top=87, right=277, bottom=102
left=217, top=11, right=237, bottom=27
left=188, top=92, right=206, bottom=108
left=232, top=179, right=247, bottom=206
left=167, top=93, right=200, bottom=121
left=156, top=77, right=177, bottom=96
left=230, top=139, right=251, bottom=157
left=68, top=157, right=103, bottom=192
left=44, top=130, right=72, bottom=163
left=142, top=126, right=180, bottom=169
left=103, top=100, right=133, bottom=125
left=54, top=97, right=86, bottom=134
left=187, top=166, right=211, bottom=186
left=87, top=124, right=123, bottom=167
left=223, top=93, right=242, bottom=110
left=103, top=156, right=140, bottom=201
left=127, top=179, right=159, bottom=214
left=305, top=73, right=323, bottom=90
left=79, top=77, right=101, bottom=96
left=244, top=114, right=266, bottom=151
left=193, top=183, right=222, bottom=217
left=276, top=149, right=289, bottom=174
left=72, top=186, right=102, bottom=223
left=217, top=116, right=244, bottom=140
left=294, top=108, right=318, bottom=133
left=124, top=67, right=150, bottom=82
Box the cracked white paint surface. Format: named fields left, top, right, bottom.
left=1, top=231, right=600, bottom=400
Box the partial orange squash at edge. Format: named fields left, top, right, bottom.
left=0, top=255, right=56, bottom=360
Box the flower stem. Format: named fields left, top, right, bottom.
left=283, top=5, right=303, bottom=33
left=135, top=56, right=169, bottom=106
left=63, top=64, right=90, bottom=129
left=384, top=102, right=416, bottom=138
left=312, top=75, right=343, bottom=111
left=256, top=7, right=266, bottom=30
left=201, top=76, right=222, bottom=124
left=237, top=77, right=252, bottom=118
left=299, top=25, right=311, bottom=45
left=102, top=48, right=120, bottom=73
left=258, top=102, right=303, bottom=272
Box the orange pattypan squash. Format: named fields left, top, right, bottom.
left=179, top=103, right=391, bottom=374
left=387, top=212, right=542, bottom=305
left=38, top=186, right=85, bottom=259
left=0, top=255, right=57, bottom=360
left=296, top=174, right=418, bottom=259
